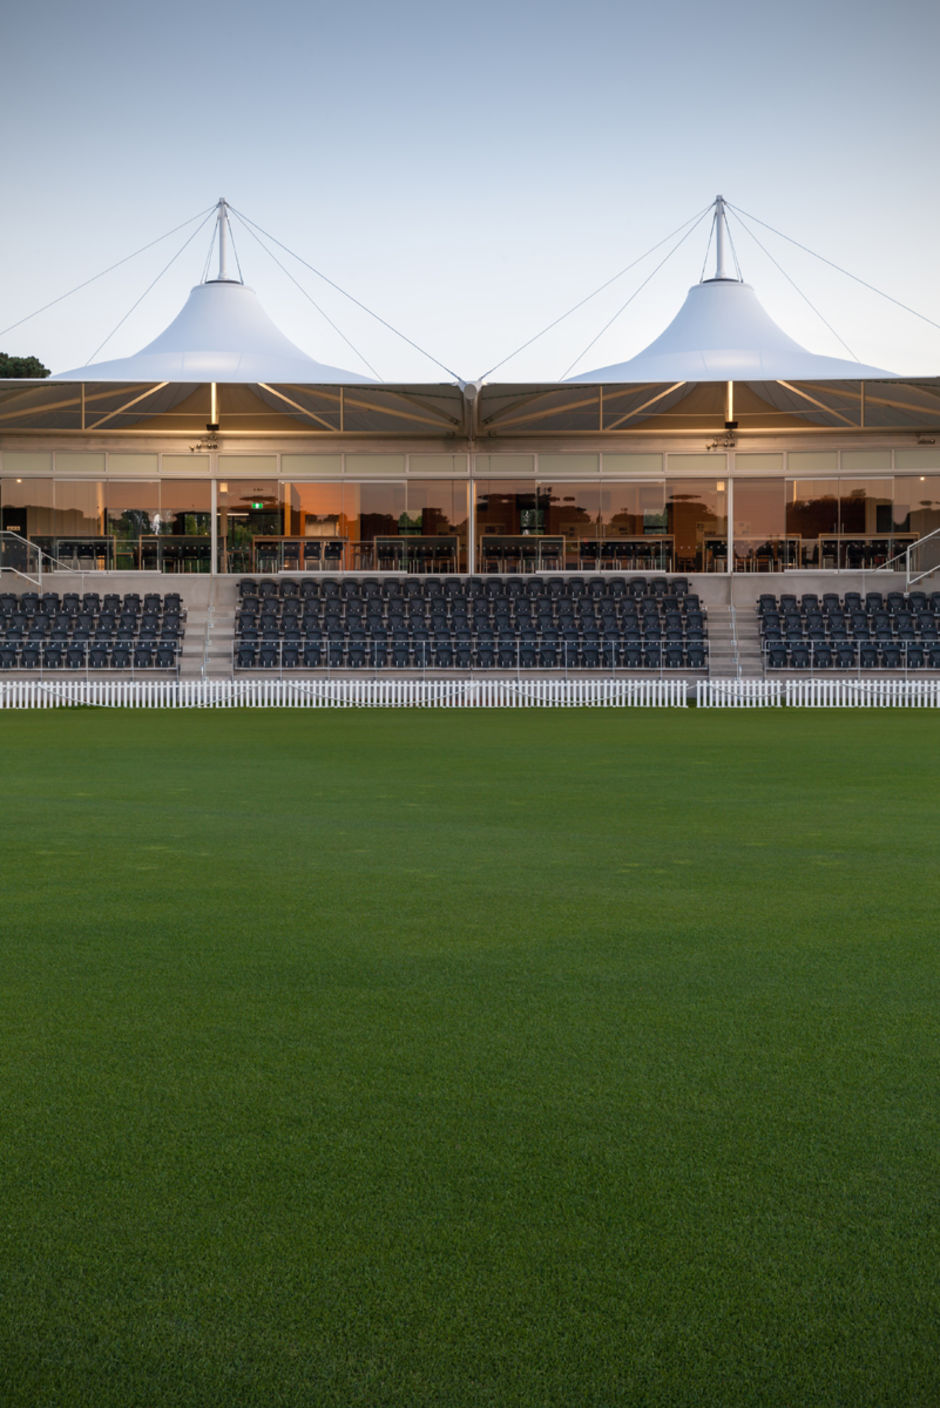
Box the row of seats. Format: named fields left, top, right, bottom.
left=0, top=642, right=180, bottom=671
left=0, top=616, right=184, bottom=642
left=764, top=642, right=940, bottom=671
left=238, top=574, right=696, bottom=603
left=759, top=592, right=940, bottom=669
left=0, top=591, right=185, bottom=671
left=234, top=575, right=708, bottom=671
left=235, top=638, right=707, bottom=671
left=763, top=614, right=939, bottom=644
left=0, top=590, right=185, bottom=618
left=235, top=597, right=705, bottom=630
left=759, top=591, right=940, bottom=618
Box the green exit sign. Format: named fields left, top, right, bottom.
left=250, top=501, right=264, bottom=510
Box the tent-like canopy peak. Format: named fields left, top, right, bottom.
left=52, top=198, right=372, bottom=385
left=570, top=194, right=895, bottom=383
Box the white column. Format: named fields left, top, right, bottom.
left=210, top=467, right=218, bottom=574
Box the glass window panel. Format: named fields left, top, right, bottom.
left=475, top=481, right=544, bottom=536
left=788, top=451, right=838, bottom=475
left=54, top=452, right=105, bottom=476
left=345, top=454, right=406, bottom=477
left=217, top=480, right=279, bottom=512
left=666, top=479, right=726, bottom=572
left=106, top=482, right=160, bottom=535
left=891, top=475, right=940, bottom=535
left=408, top=454, right=468, bottom=476
left=538, top=481, right=600, bottom=540
left=841, top=450, right=890, bottom=472
left=2, top=451, right=52, bottom=475
left=281, top=482, right=352, bottom=539
left=218, top=455, right=277, bottom=476
left=106, top=482, right=160, bottom=568
left=601, top=453, right=663, bottom=475
left=667, top=454, right=716, bottom=475
left=158, top=480, right=211, bottom=535
left=599, top=482, right=666, bottom=535
left=405, top=481, right=468, bottom=538
left=786, top=479, right=838, bottom=564
left=54, top=480, right=105, bottom=534
left=218, top=479, right=280, bottom=572
left=162, top=454, right=209, bottom=475
left=734, top=479, right=785, bottom=537
left=733, top=478, right=785, bottom=571
left=359, top=482, right=406, bottom=539
left=473, top=454, right=535, bottom=477
left=1, top=477, right=54, bottom=535
left=838, top=479, right=892, bottom=534
left=895, top=448, right=940, bottom=472
left=107, top=454, right=159, bottom=476
left=734, top=453, right=783, bottom=474
left=281, top=455, right=344, bottom=478
left=537, top=453, right=599, bottom=478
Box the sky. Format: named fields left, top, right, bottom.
left=2, top=0, right=939, bottom=383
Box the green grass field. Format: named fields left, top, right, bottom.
left=0, top=708, right=937, bottom=1407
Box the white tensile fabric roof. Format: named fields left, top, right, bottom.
left=52, top=278, right=371, bottom=385
left=569, top=277, right=895, bottom=384
left=6, top=194, right=932, bottom=437
left=46, top=194, right=905, bottom=389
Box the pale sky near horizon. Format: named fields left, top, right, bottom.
left=2, top=0, right=939, bottom=382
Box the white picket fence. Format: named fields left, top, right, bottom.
left=697, top=679, right=783, bottom=707
left=698, top=677, right=940, bottom=708
left=5, top=676, right=939, bottom=711
left=784, top=678, right=940, bottom=708
left=0, top=677, right=690, bottom=710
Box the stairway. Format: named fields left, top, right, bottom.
left=733, top=605, right=764, bottom=677
left=178, top=599, right=208, bottom=679
left=177, top=578, right=239, bottom=679
left=706, top=604, right=737, bottom=676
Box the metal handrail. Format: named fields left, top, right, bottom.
left=729, top=599, right=741, bottom=678
left=201, top=584, right=215, bottom=681
left=0, top=531, right=48, bottom=584
left=871, top=526, right=940, bottom=587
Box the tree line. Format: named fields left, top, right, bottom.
left=0, top=353, right=50, bottom=378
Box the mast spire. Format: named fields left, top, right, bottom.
left=713, top=194, right=736, bottom=281
left=217, top=197, right=231, bottom=281
left=208, top=197, right=242, bottom=284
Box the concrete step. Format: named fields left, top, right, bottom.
left=178, top=608, right=208, bottom=679
left=734, top=614, right=764, bottom=676
left=707, top=605, right=738, bottom=676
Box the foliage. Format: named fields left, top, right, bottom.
left=0, top=352, right=50, bottom=378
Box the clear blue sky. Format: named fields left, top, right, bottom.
left=2, top=0, right=939, bottom=381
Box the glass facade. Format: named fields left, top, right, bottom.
left=276, top=481, right=469, bottom=572
left=732, top=475, right=929, bottom=570
left=0, top=447, right=937, bottom=573
left=106, top=482, right=160, bottom=570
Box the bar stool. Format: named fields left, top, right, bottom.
left=323, top=540, right=345, bottom=572
left=539, top=540, right=563, bottom=572
left=520, top=540, right=539, bottom=573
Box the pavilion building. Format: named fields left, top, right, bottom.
left=1, top=197, right=938, bottom=581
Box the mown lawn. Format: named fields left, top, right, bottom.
left=0, top=708, right=937, bottom=1407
